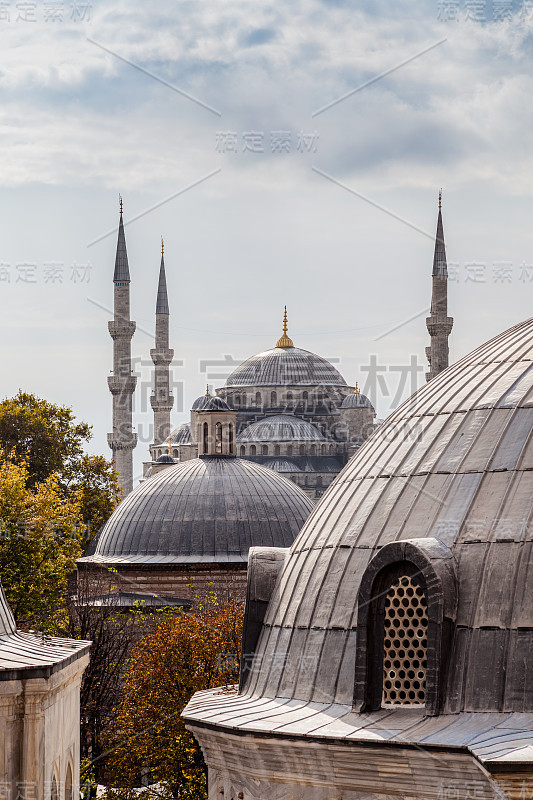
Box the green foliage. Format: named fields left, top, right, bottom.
left=0, top=391, right=121, bottom=544
left=0, top=451, right=84, bottom=633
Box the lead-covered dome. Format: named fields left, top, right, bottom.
left=245, top=316, right=533, bottom=714
left=340, top=391, right=373, bottom=409
left=80, top=457, right=313, bottom=564
left=237, top=414, right=325, bottom=442
left=225, top=346, right=347, bottom=387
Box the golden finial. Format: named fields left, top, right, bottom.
left=354, top=382, right=360, bottom=394
left=438, top=189, right=442, bottom=212
left=119, top=194, right=123, bottom=218
left=161, top=236, right=164, bottom=256
left=276, top=305, right=294, bottom=348
left=168, top=431, right=172, bottom=455
left=205, top=384, right=210, bottom=396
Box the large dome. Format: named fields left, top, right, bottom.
left=241, top=316, right=533, bottom=713
left=237, top=414, right=325, bottom=442
left=80, top=457, right=313, bottom=564
left=225, top=346, right=347, bottom=387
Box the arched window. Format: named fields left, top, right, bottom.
left=65, top=764, right=74, bottom=800
left=274, top=445, right=280, bottom=456
left=215, top=422, right=223, bottom=454
left=287, top=392, right=293, bottom=403
left=172, top=449, right=178, bottom=458
left=255, top=391, right=262, bottom=408
left=250, top=445, right=256, bottom=456
left=240, top=445, right=246, bottom=456
left=310, top=444, right=317, bottom=456
left=203, top=422, right=209, bottom=454
left=321, top=444, right=326, bottom=455
left=329, top=444, right=334, bottom=454
left=271, top=391, right=277, bottom=406
left=235, top=394, right=241, bottom=406
left=229, top=423, right=234, bottom=454
left=261, top=444, right=268, bottom=456
left=302, top=391, right=308, bottom=401
left=354, top=539, right=458, bottom=716
left=299, top=444, right=305, bottom=455
left=287, top=445, right=293, bottom=456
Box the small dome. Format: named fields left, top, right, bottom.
left=200, top=396, right=230, bottom=412
left=225, top=347, right=347, bottom=387
left=192, top=395, right=211, bottom=410
left=79, top=457, right=313, bottom=563
left=341, top=391, right=374, bottom=409
left=237, top=415, right=325, bottom=442
left=156, top=454, right=175, bottom=464
left=171, top=423, right=191, bottom=445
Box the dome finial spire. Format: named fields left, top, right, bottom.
left=276, top=305, right=294, bottom=348
left=119, top=194, right=123, bottom=218
left=354, top=382, right=360, bottom=394
left=205, top=384, right=210, bottom=397
left=438, top=188, right=442, bottom=211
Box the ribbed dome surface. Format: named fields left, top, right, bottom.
left=340, top=392, right=373, bottom=409
left=81, top=458, right=313, bottom=564
left=237, top=415, right=325, bottom=442
left=247, top=317, right=533, bottom=713
left=225, top=346, right=347, bottom=387
left=171, top=423, right=191, bottom=444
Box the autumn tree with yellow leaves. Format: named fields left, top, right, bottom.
left=101, top=599, right=244, bottom=799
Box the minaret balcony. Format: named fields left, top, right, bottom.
left=108, top=321, right=136, bottom=340
left=150, top=395, right=174, bottom=411
left=150, top=348, right=174, bottom=366
left=107, top=432, right=138, bottom=450
left=425, top=317, right=453, bottom=337
left=107, top=376, right=137, bottom=395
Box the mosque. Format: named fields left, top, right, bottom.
left=183, top=307, right=533, bottom=796
left=105, top=199, right=378, bottom=502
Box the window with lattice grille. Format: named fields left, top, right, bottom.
left=382, top=574, right=428, bottom=706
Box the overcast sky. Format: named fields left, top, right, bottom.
left=1, top=0, right=533, bottom=481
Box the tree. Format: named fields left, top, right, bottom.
left=0, top=451, right=84, bottom=632
left=69, top=571, right=152, bottom=779
left=0, top=391, right=121, bottom=543
left=101, top=598, right=244, bottom=799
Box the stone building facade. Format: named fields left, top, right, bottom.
left=0, top=579, right=90, bottom=799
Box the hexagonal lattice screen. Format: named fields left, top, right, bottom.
left=382, top=574, right=428, bottom=706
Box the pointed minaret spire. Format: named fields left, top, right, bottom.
left=425, top=190, right=453, bottom=381
left=107, top=197, right=137, bottom=496
left=156, top=238, right=169, bottom=314
left=276, top=305, right=294, bottom=348
left=150, top=239, right=174, bottom=451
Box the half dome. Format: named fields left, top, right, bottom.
left=237, top=414, right=325, bottom=442
left=225, top=346, right=347, bottom=387
left=80, top=457, right=313, bottom=564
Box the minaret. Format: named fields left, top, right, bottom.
left=425, top=191, right=453, bottom=381
left=107, top=197, right=137, bottom=495
left=150, top=238, right=174, bottom=447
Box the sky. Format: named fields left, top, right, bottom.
left=1, top=0, right=533, bottom=481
